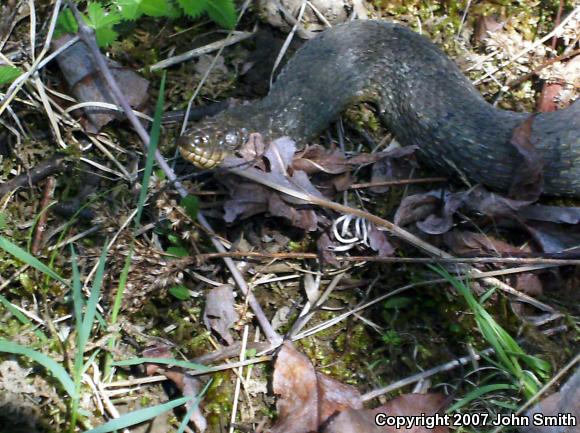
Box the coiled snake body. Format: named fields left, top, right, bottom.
left=178, top=20, right=580, bottom=197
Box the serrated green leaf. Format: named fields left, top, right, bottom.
left=96, top=27, right=119, bottom=47
left=169, top=285, right=191, bottom=300
left=206, top=0, right=236, bottom=29
left=85, top=2, right=122, bottom=47
left=117, top=0, right=143, bottom=20
left=180, top=194, right=199, bottom=219
left=140, top=0, right=174, bottom=17
left=0, top=65, right=22, bottom=85
left=87, top=2, right=122, bottom=27
left=177, top=0, right=209, bottom=18
left=55, top=9, right=78, bottom=36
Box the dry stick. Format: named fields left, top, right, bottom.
left=226, top=161, right=556, bottom=313
left=196, top=251, right=580, bottom=266
left=64, top=1, right=282, bottom=347
left=472, top=6, right=580, bottom=85
left=349, top=177, right=448, bottom=190
left=506, top=48, right=580, bottom=89
left=31, top=177, right=57, bottom=255
left=361, top=326, right=569, bottom=402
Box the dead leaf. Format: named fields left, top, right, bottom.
left=53, top=35, right=149, bottom=133
left=369, top=145, right=418, bottom=194
left=515, top=273, right=543, bottom=297
left=324, top=394, right=450, bottom=433
left=413, top=192, right=466, bottom=235
left=522, top=366, right=580, bottom=433
left=142, top=344, right=208, bottom=432
left=271, top=342, right=362, bottom=433
left=394, top=193, right=440, bottom=227
left=293, top=145, right=350, bottom=174
left=317, top=232, right=341, bottom=267
left=474, top=14, right=505, bottom=43
left=443, top=230, right=524, bottom=256
left=203, top=285, right=240, bottom=345
left=368, top=224, right=395, bottom=257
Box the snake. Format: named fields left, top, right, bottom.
left=177, top=20, right=580, bottom=197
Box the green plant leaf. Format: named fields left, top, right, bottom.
left=206, top=0, right=236, bottom=29
left=79, top=243, right=109, bottom=351
left=447, top=383, right=518, bottom=412
left=0, top=65, right=22, bottom=85
left=180, top=194, right=199, bottom=219
left=117, top=0, right=144, bottom=20
left=169, top=285, right=191, bottom=300
left=166, top=246, right=189, bottom=257
left=86, top=396, right=191, bottom=433
left=85, top=2, right=122, bottom=47
left=0, top=236, right=67, bottom=285
left=55, top=8, right=79, bottom=36
left=140, top=0, right=175, bottom=17
left=87, top=2, right=123, bottom=27
left=383, top=296, right=412, bottom=309
left=113, top=357, right=210, bottom=372
left=0, top=340, right=77, bottom=398
left=177, top=0, right=209, bottom=18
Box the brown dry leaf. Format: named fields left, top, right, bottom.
left=271, top=342, right=362, bottom=433
left=53, top=35, right=149, bottom=133
left=443, top=230, right=525, bottom=256
left=524, top=222, right=580, bottom=253
left=293, top=145, right=350, bottom=174
left=474, top=14, right=505, bottom=43
left=508, top=115, right=544, bottom=201
left=223, top=137, right=323, bottom=231
left=393, top=193, right=440, bottom=227
left=142, top=344, right=208, bottom=432
left=416, top=192, right=466, bottom=235
left=519, top=205, right=580, bottom=224
left=323, top=394, right=450, bottom=433
left=368, top=223, right=395, bottom=257
left=369, top=146, right=418, bottom=194
left=515, top=273, right=543, bottom=297
left=203, top=285, right=240, bottom=345
left=522, top=366, right=580, bottom=433
left=317, top=232, right=341, bottom=267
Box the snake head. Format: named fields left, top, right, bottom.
left=178, top=122, right=249, bottom=169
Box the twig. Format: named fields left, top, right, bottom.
left=349, top=177, right=448, bottom=189
left=0, top=153, right=67, bottom=197
left=506, top=48, right=580, bottom=89
left=473, top=6, right=580, bottom=85
left=150, top=31, right=254, bottom=71
left=64, top=0, right=281, bottom=346
left=31, top=176, right=57, bottom=255
left=196, top=251, right=580, bottom=266
left=361, top=325, right=568, bottom=401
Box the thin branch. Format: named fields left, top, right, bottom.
left=63, top=0, right=282, bottom=346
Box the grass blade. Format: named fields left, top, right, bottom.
left=0, top=339, right=77, bottom=398
left=0, top=236, right=67, bottom=285
left=113, top=357, right=210, bottom=372
left=86, top=396, right=191, bottom=433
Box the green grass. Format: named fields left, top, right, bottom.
left=431, top=266, right=551, bottom=400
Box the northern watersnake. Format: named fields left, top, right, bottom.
left=177, top=20, right=580, bottom=197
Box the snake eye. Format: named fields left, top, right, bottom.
left=224, top=131, right=239, bottom=147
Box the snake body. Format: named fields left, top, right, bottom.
left=178, top=20, right=580, bottom=197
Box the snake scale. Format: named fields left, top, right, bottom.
left=178, top=20, right=580, bottom=197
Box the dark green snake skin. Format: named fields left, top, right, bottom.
left=178, top=20, right=580, bottom=197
